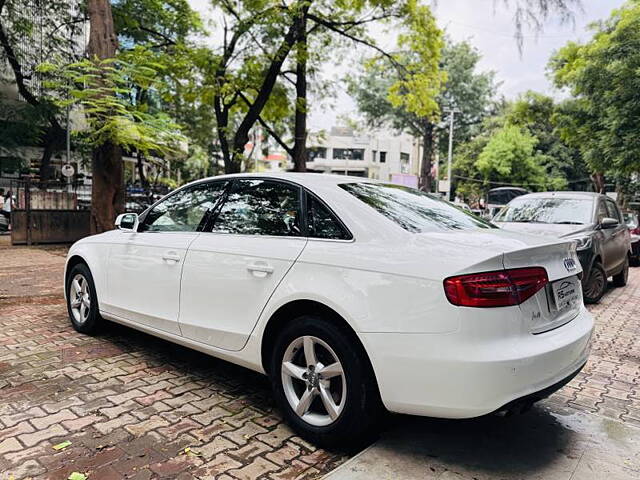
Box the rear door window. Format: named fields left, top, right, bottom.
left=210, top=179, right=302, bottom=236
left=605, top=200, right=621, bottom=222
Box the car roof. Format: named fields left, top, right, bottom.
left=512, top=191, right=606, bottom=201
left=183, top=172, right=382, bottom=189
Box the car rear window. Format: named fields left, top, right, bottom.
left=339, top=183, right=495, bottom=233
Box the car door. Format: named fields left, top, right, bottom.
left=178, top=179, right=307, bottom=351
left=103, top=181, right=228, bottom=334
left=595, top=199, right=617, bottom=274
left=605, top=198, right=629, bottom=271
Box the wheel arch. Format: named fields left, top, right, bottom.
left=260, top=299, right=379, bottom=389
left=65, top=254, right=88, bottom=283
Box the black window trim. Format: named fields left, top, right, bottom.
left=137, top=179, right=231, bottom=233
left=137, top=175, right=355, bottom=242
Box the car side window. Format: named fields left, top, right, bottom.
left=306, top=194, right=351, bottom=240
left=141, top=182, right=227, bottom=232
left=605, top=200, right=621, bottom=223
left=597, top=201, right=609, bottom=222
left=210, top=179, right=301, bottom=236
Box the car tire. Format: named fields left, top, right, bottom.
left=612, top=257, right=629, bottom=287
left=269, top=314, right=382, bottom=450
left=65, top=263, right=102, bottom=335
left=583, top=261, right=606, bottom=304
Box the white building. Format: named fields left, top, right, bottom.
left=305, top=127, right=421, bottom=185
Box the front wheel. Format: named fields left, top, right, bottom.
left=583, top=261, right=606, bottom=304
left=269, top=315, right=382, bottom=450
left=66, top=263, right=102, bottom=334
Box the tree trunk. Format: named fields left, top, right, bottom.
left=230, top=11, right=302, bottom=170
left=87, top=0, right=122, bottom=233
left=38, top=124, right=64, bottom=184
left=291, top=7, right=309, bottom=172
left=91, top=143, right=124, bottom=233
left=591, top=172, right=605, bottom=194
left=136, top=151, right=149, bottom=191
left=419, top=123, right=434, bottom=192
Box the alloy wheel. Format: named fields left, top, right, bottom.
left=585, top=268, right=605, bottom=299
left=281, top=335, right=347, bottom=427
left=69, top=273, right=91, bottom=324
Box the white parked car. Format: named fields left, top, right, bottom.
left=65, top=173, right=594, bottom=447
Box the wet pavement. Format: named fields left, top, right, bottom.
left=323, top=405, right=639, bottom=479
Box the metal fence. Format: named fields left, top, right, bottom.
left=7, top=177, right=90, bottom=245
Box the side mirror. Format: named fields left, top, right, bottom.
left=115, top=213, right=139, bottom=232
left=600, top=217, right=618, bottom=229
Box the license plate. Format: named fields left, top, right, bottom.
left=552, top=276, right=580, bottom=312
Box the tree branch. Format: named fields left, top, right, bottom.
left=138, top=25, right=176, bottom=46
left=307, top=13, right=406, bottom=74
left=239, top=92, right=294, bottom=156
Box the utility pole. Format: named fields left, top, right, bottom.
left=443, top=108, right=461, bottom=202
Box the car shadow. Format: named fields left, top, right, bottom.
left=373, top=406, right=581, bottom=478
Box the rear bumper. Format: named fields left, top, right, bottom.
left=493, top=360, right=585, bottom=415
left=362, top=306, right=594, bottom=418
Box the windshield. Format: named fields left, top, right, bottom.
left=339, top=183, right=495, bottom=233
left=493, top=197, right=593, bottom=224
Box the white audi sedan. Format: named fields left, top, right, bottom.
left=65, top=173, right=593, bottom=447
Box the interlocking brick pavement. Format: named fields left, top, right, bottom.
left=1, top=243, right=639, bottom=479
left=0, top=245, right=347, bottom=479
left=544, top=266, right=640, bottom=427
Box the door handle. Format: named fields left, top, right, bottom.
left=162, top=251, right=181, bottom=262
left=247, top=263, right=274, bottom=274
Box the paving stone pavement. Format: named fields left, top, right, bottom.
left=0, top=245, right=347, bottom=480
left=1, top=243, right=639, bottom=480
left=543, top=266, right=640, bottom=427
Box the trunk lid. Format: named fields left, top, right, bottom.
left=503, top=240, right=582, bottom=334
left=414, top=229, right=582, bottom=334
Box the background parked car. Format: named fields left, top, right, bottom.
left=484, top=186, right=529, bottom=219
left=623, top=211, right=640, bottom=266
left=493, top=192, right=631, bottom=303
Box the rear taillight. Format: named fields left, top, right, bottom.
left=443, top=267, right=548, bottom=308
left=631, top=227, right=640, bottom=235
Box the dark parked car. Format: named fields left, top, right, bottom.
left=493, top=192, right=631, bottom=303
left=623, top=211, right=640, bottom=266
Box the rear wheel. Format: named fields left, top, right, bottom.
left=612, top=257, right=629, bottom=287
left=269, top=315, right=381, bottom=450
left=66, top=263, right=102, bottom=334
left=583, top=261, right=606, bottom=304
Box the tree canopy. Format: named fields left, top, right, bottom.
left=550, top=0, right=640, bottom=193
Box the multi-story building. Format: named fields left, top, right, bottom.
left=0, top=0, right=89, bottom=182
left=305, top=127, right=421, bottom=185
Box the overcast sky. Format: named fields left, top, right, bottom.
left=187, top=0, right=626, bottom=130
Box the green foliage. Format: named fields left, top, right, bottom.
left=350, top=36, right=496, bottom=141
left=386, top=0, right=445, bottom=122
left=112, top=0, right=202, bottom=47
left=506, top=91, right=588, bottom=189
left=40, top=52, right=185, bottom=156
left=550, top=0, right=640, bottom=176
left=476, top=125, right=547, bottom=189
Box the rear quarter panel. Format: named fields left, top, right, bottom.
left=256, top=238, right=461, bottom=335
